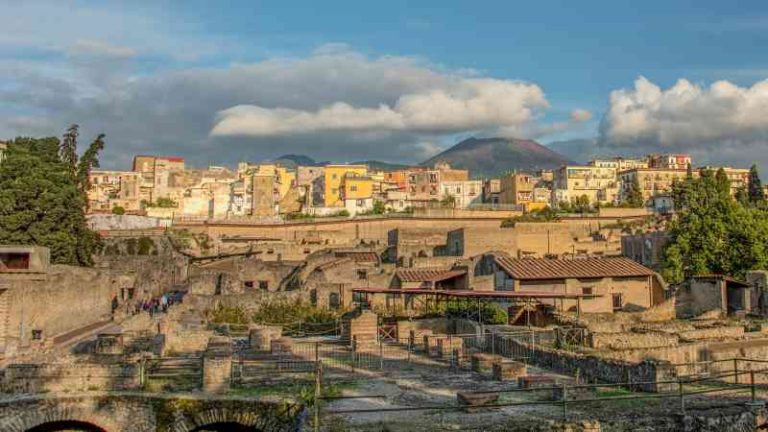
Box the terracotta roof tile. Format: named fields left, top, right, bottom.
left=336, top=251, right=379, bottom=263
left=493, top=256, right=654, bottom=280
left=396, top=268, right=466, bottom=283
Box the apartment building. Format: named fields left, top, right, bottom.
left=589, top=157, right=649, bottom=170
left=340, top=175, right=375, bottom=215
left=482, top=179, right=501, bottom=204
left=649, top=154, right=692, bottom=170
left=88, top=170, right=142, bottom=212
left=131, top=155, right=186, bottom=203
left=500, top=173, right=535, bottom=209
left=553, top=165, right=620, bottom=206
left=440, top=180, right=483, bottom=208
left=324, top=164, right=368, bottom=207
left=700, top=166, right=750, bottom=197
left=407, top=163, right=469, bottom=203
left=0, top=141, right=6, bottom=163
left=618, top=168, right=695, bottom=202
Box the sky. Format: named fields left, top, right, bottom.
left=2, top=0, right=768, bottom=170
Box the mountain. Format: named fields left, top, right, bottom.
left=545, top=138, right=601, bottom=165
left=352, top=160, right=411, bottom=171
left=420, top=137, right=574, bottom=178
left=272, top=154, right=324, bottom=168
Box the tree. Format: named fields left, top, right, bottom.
left=748, top=164, right=765, bottom=205
left=76, top=133, right=105, bottom=196
left=662, top=168, right=768, bottom=284
left=371, top=200, right=386, bottom=215
left=0, top=136, right=100, bottom=266
left=112, top=206, right=126, bottom=215
left=623, top=176, right=645, bottom=207
left=60, top=124, right=79, bottom=176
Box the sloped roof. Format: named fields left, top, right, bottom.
left=396, top=268, right=466, bottom=283
left=335, top=251, right=379, bottom=263
left=493, top=256, right=655, bottom=280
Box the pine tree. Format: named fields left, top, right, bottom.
left=624, top=176, right=645, bottom=207
left=0, top=136, right=100, bottom=266
left=748, top=164, right=765, bottom=205
left=76, top=133, right=105, bottom=197
left=60, top=124, right=79, bottom=176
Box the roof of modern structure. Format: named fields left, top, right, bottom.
left=692, top=274, right=751, bottom=288
left=352, top=288, right=595, bottom=299
left=396, top=268, right=467, bottom=283
left=492, top=256, right=655, bottom=280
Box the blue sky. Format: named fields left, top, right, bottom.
left=2, top=0, right=768, bottom=169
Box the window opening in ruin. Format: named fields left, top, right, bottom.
left=31, top=329, right=42, bottom=340
left=0, top=252, right=30, bottom=270
left=582, top=287, right=593, bottom=295
left=259, top=280, right=269, bottom=290
left=357, top=269, right=367, bottom=280
left=612, top=293, right=623, bottom=311
left=329, top=292, right=340, bottom=309
left=215, top=274, right=223, bottom=295
left=244, top=281, right=254, bottom=289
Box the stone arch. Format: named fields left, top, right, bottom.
left=169, top=407, right=294, bottom=432
left=3, top=406, right=121, bottom=432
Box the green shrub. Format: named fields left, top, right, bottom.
left=208, top=305, right=249, bottom=324
left=111, top=206, right=126, bottom=215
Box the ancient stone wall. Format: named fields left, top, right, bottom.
left=1, top=362, right=141, bottom=393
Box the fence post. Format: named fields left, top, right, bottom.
left=313, top=362, right=322, bottom=432
left=351, top=337, right=356, bottom=373
left=734, top=359, right=739, bottom=384
left=379, top=339, right=384, bottom=370
left=678, top=380, right=685, bottom=415
left=751, top=370, right=756, bottom=403
left=561, top=383, right=568, bottom=420
left=492, top=332, right=496, bottom=355
left=452, top=349, right=459, bottom=371
left=407, top=337, right=412, bottom=364
left=315, top=342, right=319, bottom=365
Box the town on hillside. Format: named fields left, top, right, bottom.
left=85, top=151, right=762, bottom=221
left=3, top=131, right=768, bottom=431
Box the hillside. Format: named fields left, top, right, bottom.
left=420, top=137, right=573, bottom=178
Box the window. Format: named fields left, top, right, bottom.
left=357, top=199, right=365, bottom=206
left=259, top=280, right=269, bottom=290
left=329, top=293, right=340, bottom=309
left=244, top=281, right=254, bottom=289
left=31, top=329, right=43, bottom=340
left=582, top=287, right=593, bottom=295
left=612, top=293, right=623, bottom=311
left=357, top=269, right=368, bottom=280
left=0, top=252, right=30, bottom=270
left=350, top=185, right=358, bottom=192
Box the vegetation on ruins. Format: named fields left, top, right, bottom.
left=143, top=197, right=178, bottom=208
left=111, top=205, right=126, bottom=215
left=501, top=207, right=561, bottom=227
left=252, top=298, right=343, bottom=326
left=662, top=167, right=768, bottom=284
left=420, top=299, right=508, bottom=324
left=0, top=127, right=104, bottom=266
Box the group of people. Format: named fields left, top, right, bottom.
left=134, top=293, right=178, bottom=317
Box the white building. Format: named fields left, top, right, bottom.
left=440, top=180, right=483, bottom=208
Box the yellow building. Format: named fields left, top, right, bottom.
left=324, top=164, right=368, bottom=206
left=618, top=168, right=695, bottom=202
left=553, top=165, right=619, bottom=206
left=341, top=175, right=374, bottom=200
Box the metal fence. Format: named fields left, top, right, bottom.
left=231, top=329, right=556, bottom=385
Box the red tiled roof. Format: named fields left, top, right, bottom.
left=396, top=268, right=466, bottom=283
left=493, top=256, right=654, bottom=280
left=352, top=288, right=592, bottom=299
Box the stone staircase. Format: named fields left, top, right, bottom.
left=145, top=355, right=203, bottom=391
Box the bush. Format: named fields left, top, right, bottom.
left=111, top=206, right=126, bottom=215
left=442, top=299, right=508, bottom=325
left=208, top=305, right=249, bottom=324
left=501, top=207, right=560, bottom=227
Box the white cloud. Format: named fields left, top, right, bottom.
left=210, top=77, right=548, bottom=137
left=599, top=77, right=768, bottom=167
